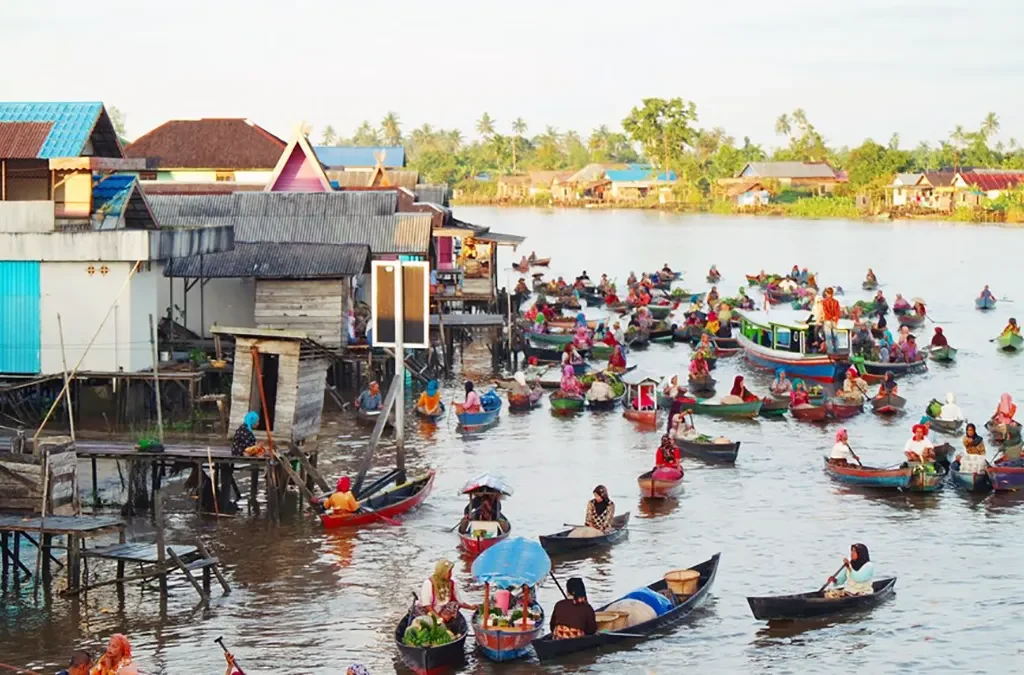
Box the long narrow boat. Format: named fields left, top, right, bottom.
left=528, top=256, right=551, bottom=266
left=528, top=332, right=574, bottom=346
left=735, top=310, right=853, bottom=383
left=897, top=313, right=925, bottom=328
left=790, top=404, right=828, bottom=422
left=648, top=305, right=674, bottom=320
left=550, top=393, right=585, bottom=414
left=691, top=399, right=762, bottom=418
left=456, top=400, right=502, bottom=432
left=688, top=376, right=716, bottom=398
left=415, top=402, right=446, bottom=423
left=861, top=280, right=879, bottom=291
left=458, top=517, right=511, bottom=556
left=532, top=553, right=720, bottom=661
left=523, top=344, right=566, bottom=364
left=508, top=389, right=543, bottom=412
left=985, top=419, right=1022, bottom=444
left=472, top=604, right=545, bottom=662
left=321, top=471, right=436, bottom=528
left=828, top=400, right=863, bottom=420
left=823, top=458, right=912, bottom=489
left=997, top=332, right=1024, bottom=351
left=871, top=394, right=906, bottom=415
left=747, top=578, right=896, bottom=621
left=924, top=416, right=963, bottom=435
left=859, top=358, right=927, bottom=376
left=588, top=343, right=614, bottom=360
left=538, top=513, right=630, bottom=555
left=975, top=296, right=997, bottom=311
left=586, top=394, right=623, bottom=412
left=759, top=397, right=788, bottom=417
left=676, top=437, right=740, bottom=464
left=951, top=463, right=992, bottom=492
left=986, top=463, right=1024, bottom=491
left=395, top=611, right=468, bottom=674
left=637, top=468, right=684, bottom=499
left=928, top=346, right=957, bottom=363
left=908, top=466, right=946, bottom=492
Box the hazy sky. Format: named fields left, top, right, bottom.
left=4, top=0, right=1023, bottom=148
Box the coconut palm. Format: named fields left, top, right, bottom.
left=981, top=112, right=1000, bottom=139
left=320, top=125, right=337, bottom=146
left=476, top=113, right=496, bottom=138
left=775, top=114, right=791, bottom=137
left=511, top=117, right=527, bottom=171
left=381, top=112, right=402, bottom=146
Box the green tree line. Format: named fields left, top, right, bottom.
left=314, top=103, right=1024, bottom=195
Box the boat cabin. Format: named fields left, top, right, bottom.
left=621, top=374, right=659, bottom=411
left=736, top=310, right=854, bottom=358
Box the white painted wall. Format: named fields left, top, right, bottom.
left=0, top=201, right=56, bottom=233
left=0, top=230, right=151, bottom=261
left=39, top=261, right=153, bottom=373
left=155, top=265, right=256, bottom=337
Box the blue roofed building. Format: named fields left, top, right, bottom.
left=313, top=146, right=406, bottom=169
left=604, top=168, right=677, bottom=203
left=0, top=102, right=231, bottom=376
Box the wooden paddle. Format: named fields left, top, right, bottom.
left=818, top=563, right=848, bottom=593
left=215, top=637, right=246, bottom=675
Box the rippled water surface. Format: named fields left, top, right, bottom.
left=5, top=210, right=1024, bottom=674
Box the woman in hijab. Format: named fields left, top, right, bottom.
left=417, top=559, right=477, bottom=630
left=825, top=543, right=875, bottom=598
left=655, top=434, right=682, bottom=472
left=728, top=375, right=758, bottom=403
left=416, top=380, right=442, bottom=415
left=462, top=381, right=482, bottom=413
left=575, top=312, right=588, bottom=328
left=839, top=367, right=869, bottom=404
left=510, top=371, right=532, bottom=397
left=662, top=375, right=682, bottom=399
left=939, top=393, right=963, bottom=421
left=608, top=343, right=627, bottom=371
left=962, top=423, right=986, bottom=455
left=531, top=313, right=547, bottom=334
left=876, top=372, right=898, bottom=398
left=323, top=476, right=359, bottom=514
left=231, top=411, right=259, bottom=456
left=573, top=324, right=592, bottom=349
left=955, top=423, right=989, bottom=476
left=637, top=306, right=653, bottom=331
left=562, top=343, right=583, bottom=367
left=90, top=634, right=136, bottom=675
left=930, top=327, right=948, bottom=348
left=689, top=351, right=710, bottom=379
left=550, top=577, right=598, bottom=640
left=584, top=485, right=615, bottom=532
left=991, top=393, right=1018, bottom=441
left=771, top=369, right=792, bottom=396
left=790, top=379, right=810, bottom=407
left=559, top=365, right=583, bottom=397
left=829, top=428, right=860, bottom=465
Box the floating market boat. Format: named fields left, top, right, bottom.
left=456, top=397, right=502, bottom=432
left=928, top=346, right=957, bottom=363
left=508, top=389, right=543, bottom=412
left=823, top=458, right=912, bottom=489
left=976, top=296, right=997, bottom=310
left=747, top=578, right=896, bottom=622
left=528, top=332, right=574, bottom=346
left=623, top=376, right=659, bottom=426
left=996, top=332, right=1024, bottom=351
left=586, top=394, right=623, bottom=412
left=924, top=416, right=964, bottom=435
left=538, top=513, right=630, bottom=555
left=458, top=517, right=511, bottom=557
left=415, top=402, right=446, bottom=423
left=908, top=465, right=946, bottom=492
left=675, top=436, right=740, bottom=463
left=395, top=610, right=468, bottom=674
left=871, top=394, right=907, bottom=415
left=648, top=305, right=674, bottom=320
left=828, top=399, right=863, bottom=420
left=532, top=554, right=721, bottom=661
left=549, top=393, right=585, bottom=414
left=790, top=404, right=828, bottom=422
left=987, top=463, right=1024, bottom=491
left=759, top=398, right=789, bottom=417
left=589, top=343, right=615, bottom=360
left=735, top=310, right=853, bottom=383
left=357, top=408, right=394, bottom=428
left=857, top=358, right=927, bottom=377
left=897, top=313, right=925, bottom=328
left=691, top=399, right=762, bottom=418
left=320, top=471, right=436, bottom=529
left=637, top=468, right=684, bottom=499
left=861, top=280, right=879, bottom=291
left=985, top=419, right=1022, bottom=444
left=951, top=461, right=992, bottom=492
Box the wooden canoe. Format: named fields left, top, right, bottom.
left=759, top=398, right=789, bottom=417
left=532, top=554, right=720, bottom=661
left=828, top=400, right=863, bottom=419
left=623, top=408, right=658, bottom=425
left=997, top=332, right=1024, bottom=351
left=951, top=462, right=992, bottom=492
left=976, top=296, right=997, bottom=310
left=550, top=393, right=585, bottom=414
left=586, top=394, right=623, bottom=411
left=928, top=346, right=957, bottom=363
left=871, top=394, right=906, bottom=415
left=588, top=343, right=615, bottom=360
left=539, top=513, right=630, bottom=555
left=456, top=401, right=502, bottom=432
left=458, top=517, right=511, bottom=557
left=790, top=404, right=828, bottom=422
left=748, top=578, right=896, bottom=621
left=415, top=402, right=446, bottom=423
left=320, top=471, right=435, bottom=528
left=508, top=389, right=543, bottom=412
left=925, top=416, right=963, bottom=435
left=395, top=610, right=468, bottom=674
left=908, top=465, right=947, bottom=492
left=861, top=280, right=879, bottom=291
left=676, top=437, right=740, bottom=464
left=823, top=458, right=912, bottom=489
left=528, top=256, right=551, bottom=266
left=691, top=399, right=762, bottom=418
left=637, top=468, right=684, bottom=499
left=987, top=463, right=1024, bottom=491
left=472, top=604, right=546, bottom=662
left=528, top=332, right=574, bottom=346
left=898, top=313, right=925, bottom=327
left=859, top=358, right=927, bottom=376
left=985, top=419, right=1023, bottom=444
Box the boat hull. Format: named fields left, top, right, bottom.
left=473, top=608, right=545, bottom=662
left=456, top=404, right=502, bottom=432
left=320, top=471, right=436, bottom=528
left=637, top=469, right=683, bottom=498
left=508, top=390, right=543, bottom=411
left=623, top=409, right=658, bottom=425
left=586, top=395, right=623, bottom=411
left=539, top=513, right=630, bottom=555
left=692, top=400, right=762, bottom=418
left=790, top=404, right=828, bottom=422
left=987, top=464, right=1024, bottom=491
left=395, top=612, right=468, bottom=675
left=824, top=458, right=911, bottom=489
left=860, top=359, right=927, bottom=376
left=550, top=394, right=585, bottom=414
left=415, top=402, right=446, bottom=423
left=748, top=578, right=896, bottom=621
left=928, top=346, right=957, bottom=363
left=676, top=438, right=739, bottom=463
left=736, top=333, right=844, bottom=383
left=997, top=333, right=1024, bottom=351
left=871, top=394, right=906, bottom=415
left=952, top=465, right=992, bottom=492
left=976, top=296, right=996, bottom=310
left=459, top=522, right=511, bottom=557
left=759, top=398, right=789, bottom=417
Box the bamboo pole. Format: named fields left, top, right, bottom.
left=149, top=314, right=164, bottom=443
left=33, top=261, right=141, bottom=447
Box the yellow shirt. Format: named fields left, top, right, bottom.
left=327, top=491, right=359, bottom=513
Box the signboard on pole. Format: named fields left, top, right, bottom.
left=371, top=260, right=430, bottom=348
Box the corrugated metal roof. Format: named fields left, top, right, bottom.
left=0, top=102, right=103, bottom=158
left=565, top=163, right=628, bottom=183
left=93, top=174, right=136, bottom=217
left=314, top=146, right=405, bottom=168
left=0, top=121, right=52, bottom=158
left=605, top=169, right=676, bottom=182
left=164, top=242, right=368, bottom=278
left=415, top=184, right=449, bottom=206
left=148, top=194, right=236, bottom=227
left=891, top=173, right=923, bottom=187
left=960, top=172, right=1024, bottom=191
left=740, top=162, right=837, bottom=179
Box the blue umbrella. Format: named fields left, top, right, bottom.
left=471, top=537, right=551, bottom=588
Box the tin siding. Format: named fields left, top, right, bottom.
left=0, top=261, right=41, bottom=374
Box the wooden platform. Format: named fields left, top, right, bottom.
left=74, top=441, right=267, bottom=464
left=85, top=542, right=197, bottom=563
left=0, top=514, right=123, bottom=535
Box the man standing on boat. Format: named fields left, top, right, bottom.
left=822, top=287, right=842, bottom=353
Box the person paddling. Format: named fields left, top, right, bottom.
left=829, top=428, right=861, bottom=466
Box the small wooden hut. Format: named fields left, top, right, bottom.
left=0, top=436, right=78, bottom=514
left=212, top=327, right=330, bottom=444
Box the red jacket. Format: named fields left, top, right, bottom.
left=822, top=297, right=841, bottom=323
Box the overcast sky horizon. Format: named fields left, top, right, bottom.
left=4, top=0, right=1022, bottom=150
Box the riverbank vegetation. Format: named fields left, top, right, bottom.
left=314, top=103, right=1023, bottom=220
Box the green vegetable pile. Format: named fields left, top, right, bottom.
left=403, top=615, right=456, bottom=647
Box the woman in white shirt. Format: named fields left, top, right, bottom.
left=829, top=428, right=860, bottom=465
left=904, top=424, right=934, bottom=462
left=939, top=393, right=963, bottom=421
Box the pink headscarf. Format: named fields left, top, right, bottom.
left=835, top=428, right=848, bottom=443
left=560, top=365, right=581, bottom=396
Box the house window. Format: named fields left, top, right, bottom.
left=215, top=172, right=235, bottom=182
left=139, top=171, right=157, bottom=180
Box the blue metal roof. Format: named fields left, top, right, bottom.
left=0, top=102, right=103, bottom=158
left=313, top=146, right=405, bottom=168
left=93, top=174, right=136, bottom=216
left=605, top=169, right=676, bottom=182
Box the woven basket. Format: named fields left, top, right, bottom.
left=664, top=569, right=700, bottom=596
left=594, top=611, right=628, bottom=632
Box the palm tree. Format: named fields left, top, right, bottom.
left=511, top=117, right=527, bottom=172
left=792, top=108, right=809, bottom=131
left=476, top=113, right=496, bottom=138
left=888, top=133, right=900, bottom=151
left=353, top=121, right=379, bottom=146
left=775, top=114, right=791, bottom=137
left=981, top=112, right=1000, bottom=139
left=512, top=117, right=528, bottom=137
left=950, top=124, right=967, bottom=171
left=589, top=125, right=610, bottom=153
left=410, top=123, right=434, bottom=151
left=320, top=125, right=337, bottom=146
left=446, top=129, right=463, bottom=152
left=381, top=112, right=402, bottom=146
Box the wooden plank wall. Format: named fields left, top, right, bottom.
left=292, top=357, right=329, bottom=441
left=229, top=336, right=301, bottom=441
left=0, top=453, right=42, bottom=512
left=255, top=280, right=344, bottom=347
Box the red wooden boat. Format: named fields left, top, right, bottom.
left=458, top=518, right=511, bottom=557
left=637, top=468, right=684, bottom=499
left=624, top=409, right=658, bottom=425
left=828, top=400, right=863, bottom=420
left=790, top=404, right=828, bottom=422
left=320, top=471, right=435, bottom=528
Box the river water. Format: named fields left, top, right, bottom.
left=5, top=209, right=1024, bottom=674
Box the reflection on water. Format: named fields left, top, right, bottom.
left=5, top=210, right=1024, bottom=673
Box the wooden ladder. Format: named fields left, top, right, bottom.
left=165, top=540, right=230, bottom=604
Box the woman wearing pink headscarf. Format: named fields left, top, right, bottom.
left=991, top=392, right=1018, bottom=440
left=560, top=365, right=583, bottom=397
left=90, top=634, right=137, bottom=675
left=828, top=428, right=860, bottom=466
left=573, top=325, right=592, bottom=349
